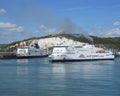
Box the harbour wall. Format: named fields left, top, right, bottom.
left=0, top=52, right=16, bottom=59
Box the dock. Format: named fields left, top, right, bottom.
left=0, top=52, right=16, bottom=59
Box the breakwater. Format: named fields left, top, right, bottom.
left=0, top=52, right=16, bottom=59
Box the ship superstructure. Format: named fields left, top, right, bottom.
left=16, top=44, right=48, bottom=58
left=49, top=44, right=114, bottom=62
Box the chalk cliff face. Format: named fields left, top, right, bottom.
left=1, top=35, right=87, bottom=51
left=29, top=37, right=85, bottom=49
left=1, top=34, right=120, bottom=52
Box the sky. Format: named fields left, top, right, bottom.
left=0, top=0, right=120, bottom=43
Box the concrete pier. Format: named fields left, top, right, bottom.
left=0, top=52, right=16, bottom=59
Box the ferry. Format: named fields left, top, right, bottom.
left=49, top=44, right=114, bottom=62
left=16, top=44, right=48, bottom=58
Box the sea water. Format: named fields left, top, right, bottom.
left=0, top=57, right=120, bottom=96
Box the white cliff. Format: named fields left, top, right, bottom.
left=30, top=37, right=85, bottom=49
left=2, top=36, right=86, bottom=51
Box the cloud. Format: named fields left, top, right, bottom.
left=65, top=6, right=91, bottom=11
left=96, top=28, right=120, bottom=37
left=0, top=22, right=29, bottom=43
left=102, top=21, right=120, bottom=37
left=0, top=8, right=6, bottom=15
left=0, top=22, right=25, bottom=34
left=105, top=28, right=120, bottom=37
left=113, top=21, right=120, bottom=26
left=8, top=26, right=25, bottom=33
left=0, top=22, right=17, bottom=28
left=40, top=25, right=47, bottom=29
left=39, top=24, right=57, bottom=34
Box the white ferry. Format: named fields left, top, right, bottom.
left=49, top=44, right=114, bottom=62
left=16, top=44, right=48, bottom=58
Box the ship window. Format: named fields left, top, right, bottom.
left=19, top=50, right=26, bottom=53
left=61, top=55, right=66, bottom=56
left=75, top=46, right=82, bottom=48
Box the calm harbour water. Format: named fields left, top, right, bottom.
left=0, top=57, right=120, bottom=96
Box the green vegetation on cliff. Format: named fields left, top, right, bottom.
left=0, top=34, right=120, bottom=52
left=92, top=36, right=120, bottom=49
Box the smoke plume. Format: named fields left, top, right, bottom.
left=10, top=0, right=93, bottom=42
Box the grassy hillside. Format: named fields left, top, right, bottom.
left=55, top=34, right=120, bottom=49
left=56, top=34, right=120, bottom=49
left=0, top=44, right=8, bottom=48
left=0, top=34, right=120, bottom=52
left=92, top=36, right=120, bottom=49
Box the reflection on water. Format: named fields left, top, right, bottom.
left=0, top=58, right=120, bottom=96
left=16, top=59, right=29, bottom=88
left=17, top=64, right=29, bottom=76
left=52, top=64, right=66, bottom=73
left=17, top=59, right=29, bottom=64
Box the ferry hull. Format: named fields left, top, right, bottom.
left=50, top=58, right=114, bottom=62
left=16, top=45, right=49, bottom=59
left=17, top=54, right=48, bottom=59
left=49, top=45, right=115, bottom=62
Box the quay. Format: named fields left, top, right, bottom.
left=0, top=52, right=16, bottom=59
left=0, top=51, right=119, bottom=59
